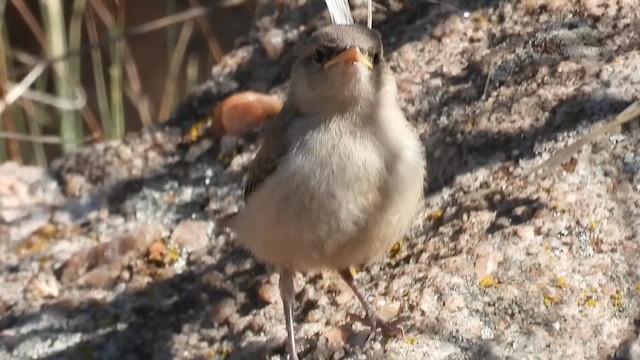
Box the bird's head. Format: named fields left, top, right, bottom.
left=289, top=24, right=390, bottom=116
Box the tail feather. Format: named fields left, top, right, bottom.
left=324, top=0, right=354, bottom=25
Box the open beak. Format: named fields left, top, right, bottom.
left=324, top=47, right=373, bottom=70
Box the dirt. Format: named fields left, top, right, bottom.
left=2, top=0, right=640, bottom=359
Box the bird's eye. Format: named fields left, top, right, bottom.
left=372, top=52, right=380, bottom=65
left=313, top=49, right=325, bottom=64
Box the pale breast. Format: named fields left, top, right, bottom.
left=326, top=108, right=426, bottom=268
left=230, top=119, right=389, bottom=271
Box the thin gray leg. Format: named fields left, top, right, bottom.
left=279, top=269, right=299, bottom=360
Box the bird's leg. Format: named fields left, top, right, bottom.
left=279, top=269, right=299, bottom=360
left=338, top=268, right=404, bottom=338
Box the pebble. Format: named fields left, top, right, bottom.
left=474, top=250, right=502, bottom=282
left=258, top=282, right=280, bottom=304
left=58, top=249, right=91, bottom=283
left=147, top=241, right=166, bottom=262
left=171, top=220, right=210, bottom=254
left=260, top=28, right=285, bottom=60
left=202, top=271, right=226, bottom=288
left=322, top=327, right=347, bottom=348
left=59, top=222, right=163, bottom=284
left=63, top=174, right=89, bottom=197
left=209, top=298, right=237, bottom=325
left=375, top=300, right=401, bottom=322
left=307, top=308, right=324, bottom=323
left=516, top=225, right=536, bottom=242
left=27, top=272, right=60, bottom=299
left=334, top=289, right=353, bottom=306
left=80, top=262, right=123, bottom=289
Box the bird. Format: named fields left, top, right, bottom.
left=224, top=24, right=426, bottom=360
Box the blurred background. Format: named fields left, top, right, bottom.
left=0, top=0, right=258, bottom=166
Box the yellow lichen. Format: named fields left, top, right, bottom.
left=18, top=224, right=64, bottom=256
left=350, top=268, right=358, bottom=276
left=611, top=290, right=624, bottom=308
left=37, top=223, right=59, bottom=238
left=166, top=245, right=181, bottom=264
left=479, top=275, right=496, bottom=288
left=18, top=237, right=49, bottom=256
left=555, top=277, right=568, bottom=289
left=543, top=294, right=561, bottom=308
left=584, top=298, right=598, bottom=307
left=217, top=150, right=238, bottom=165
left=578, top=289, right=598, bottom=308
left=389, top=241, right=403, bottom=258
left=634, top=284, right=640, bottom=293
left=429, top=209, right=444, bottom=223
left=187, top=120, right=210, bottom=143
left=471, top=13, right=490, bottom=27
left=211, top=346, right=232, bottom=360
left=406, top=337, right=418, bottom=346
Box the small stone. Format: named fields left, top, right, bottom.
left=58, top=249, right=91, bottom=282
left=334, top=290, right=353, bottom=306
left=515, top=225, right=535, bottom=241
left=230, top=314, right=251, bottom=334
left=171, top=220, right=210, bottom=254
left=154, top=267, right=176, bottom=282
left=307, top=308, right=323, bottom=323
left=481, top=327, right=494, bottom=340
left=258, top=282, right=280, bottom=304
left=322, top=327, right=348, bottom=348
left=148, top=241, right=166, bottom=262
left=202, top=271, right=225, bottom=288
left=260, top=28, right=285, bottom=60
left=210, top=298, right=237, bottom=325
left=419, top=288, right=439, bottom=314
left=80, top=262, right=122, bottom=289
left=116, top=144, right=133, bottom=161
left=376, top=301, right=401, bottom=322
left=127, top=274, right=152, bottom=292
left=119, top=268, right=132, bottom=282
left=28, top=272, right=60, bottom=299
left=474, top=246, right=503, bottom=282
left=120, top=222, right=164, bottom=256
left=63, top=174, right=89, bottom=197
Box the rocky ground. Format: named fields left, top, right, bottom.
left=2, top=0, right=640, bottom=359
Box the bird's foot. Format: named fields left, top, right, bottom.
left=371, top=315, right=405, bottom=338
left=349, top=313, right=406, bottom=339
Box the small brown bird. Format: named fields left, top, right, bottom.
left=226, top=24, right=425, bottom=359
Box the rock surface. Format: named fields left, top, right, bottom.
left=2, top=0, right=640, bottom=359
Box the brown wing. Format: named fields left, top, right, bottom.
left=244, top=105, right=296, bottom=200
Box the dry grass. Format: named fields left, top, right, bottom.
left=0, top=0, right=249, bottom=166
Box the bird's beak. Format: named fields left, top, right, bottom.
left=324, top=47, right=373, bottom=70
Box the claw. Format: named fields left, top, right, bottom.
left=339, top=269, right=407, bottom=340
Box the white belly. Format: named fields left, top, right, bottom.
left=230, top=118, right=425, bottom=271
